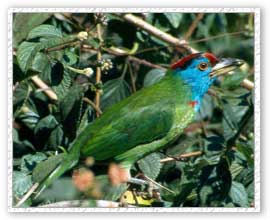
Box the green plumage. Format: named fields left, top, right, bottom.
left=34, top=70, right=196, bottom=196
left=74, top=70, right=195, bottom=167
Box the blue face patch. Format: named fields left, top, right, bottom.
left=173, top=57, right=216, bottom=111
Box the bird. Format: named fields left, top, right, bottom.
left=33, top=52, right=244, bottom=199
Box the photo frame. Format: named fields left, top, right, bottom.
left=8, top=7, right=260, bottom=212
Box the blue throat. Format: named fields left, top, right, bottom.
left=173, top=67, right=215, bottom=112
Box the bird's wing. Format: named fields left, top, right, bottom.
left=78, top=89, right=193, bottom=161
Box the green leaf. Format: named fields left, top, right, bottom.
left=13, top=13, right=52, bottom=47
left=16, top=108, right=40, bottom=130
left=221, top=71, right=248, bottom=89
left=36, top=177, right=80, bottom=203
left=20, top=152, right=47, bottom=173
left=13, top=82, right=31, bottom=112
left=52, top=68, right=73, bottom=100
left=34, top=115, right=59, bottom=134
left=229, top=181, right=249, bottom=207
left=32, top=153, right=66, bottom=183
left=143, top=68, right=166, bottom=87
left=27, top=24, right=63, bottom=40
left=96, top=175, right=127, bottom=201
left=173, top=182, right=197, bottom=206
left=137, top=153, right=161, bottom=180
left=44, top=126, right=64, bottom=150
left=59, top=84, right=84, bottom=139
left=17, top=42, right=42, bottom=72
left=62, top=50, right=78, bottom=66
left=100, top=78, right=131, bottom=111
left=31, top=52, right=52, bottom=83
left=164, top=13, right=183, bottom=28
left=13, top=171, right=32, bottom=197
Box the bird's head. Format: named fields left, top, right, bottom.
left=171, top=52, right=244, bottom=111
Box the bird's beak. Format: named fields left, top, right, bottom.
left=210, top=58, right=244, bottom=78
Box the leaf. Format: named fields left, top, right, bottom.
left=52, top=68, right=73, bottom=100
left=143, top=68, right=166, bottom=87
left=35, top=177, right=80, bottom=203
left=164, top=13, right=183, bottom=28
left=17, top=42, right=42, bottom=72
left=59, top=84, right=84, bottom=140
left=20, top=152, right=47, bottom=173
left=62, top=50, right=78, bottom=66
left=221, top=71, right=248, bottom=89
left=173, top=182, right=197, bottom=206
left=13, top=13, right=52, bottom=47
left=95, top=175, right=128, bottom=201
left=100, top=78, right=131, bottom=111
left=229, top=181, right=249, bottom=207
left=13, top=82, right=31, bottom=112
left=137, top=153, right=161, bottom=180
left=27, top=24, right=63, bottom=40
left=44, top=126, right=64, bottom=150
left=31, top=52, right=52, bottom=83
left=34, top=115, right=59, bottom=135
left=13, top=171, right=32, bottom=197
left=16, top=108, right=40, bottom=130
left=32, top=153, right=66, bottom=183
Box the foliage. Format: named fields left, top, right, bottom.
left=12, top=12, right=254, bottom=208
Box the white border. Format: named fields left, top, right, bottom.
left=7, top=7, right=260, bottom=212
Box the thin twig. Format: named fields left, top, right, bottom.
left=15, top=183, right=39, bottom=207
left=31, top=75, right=58, bottom=101
left=128, top=56, right=166, bottom=70
left=190, top=31, right=245, bottom=44
left=160, top=151, right=203, bottom=163
left=128, top=62, right=137, bottom=92
left=117, top=13, right=197, bottom=54
left=45, top=40, right=80, bottom=53
left=83, top=97, right=103, bottom=115
left=184, top=13, right=204, bottom=40
left=95, top=24, right=102, bottom=117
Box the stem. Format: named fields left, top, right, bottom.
left=184, top=13, right=204, bottom=40
left=95, top=24, right=102, bottom=117
left=15, top=183, right=39, bottom=207
left=160, top=151, right=203, bottom=163
left=128, top=62, right=137, bottom=92
left=118, top=13, right=197, bottom=54
left=31, top=75, right=58, bottom=101
left=45, top=40, right=80, bottom=53
left=82, top=97, right=103, bottom=115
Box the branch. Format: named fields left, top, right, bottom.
left=83, top=97, right=103, bottom=115
left=39, top=200, right=135, bottom=208
left=128, top=56, right=166, bottom=70
left=95, top=24, right=102, bottom=117
left=15, top=183, right=39, bottom=207
left=184, top=13, right=204, bottom=40
left=160, top=151, right=203, bottom=163
left=31, top=75, right=58, bottom=101
left=118, top=13, right=197, bottom=54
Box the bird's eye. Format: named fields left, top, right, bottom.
left=198, top=62, right=208, bottom=71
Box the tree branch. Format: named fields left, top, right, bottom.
left=184, top=13, right=204, bottom=40
left=117, top=13, right=197, bottom=54
left=95, top=24, right=102, bottom=117
left=83, top=97, right=103, bottom=115
left=31, top=75, right=58, bottom=101
left=160, top=151, right=203, bottom=163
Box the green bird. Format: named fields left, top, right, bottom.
left=33, top=52, right=244, bottom=198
